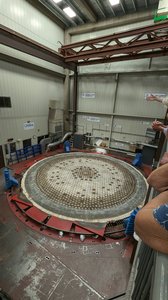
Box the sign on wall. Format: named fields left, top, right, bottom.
left=81, top=92, right=96, bottom=99
left=24, top=122, right=35, bottom=130
left=87, top=116, right=100, bottom=122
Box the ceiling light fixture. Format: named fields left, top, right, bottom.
left=63, top=6, right=76, bottom=18
left=53, top=0, right=62, bottom=3
left=109, top=0, right=120, bottom=6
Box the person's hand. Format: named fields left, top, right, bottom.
left=146, top=94, right=158, bottom=101
left=152, top=120, right=165, bottom=132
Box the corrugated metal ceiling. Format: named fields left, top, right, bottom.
left=27, top=0, right=159, bottom=28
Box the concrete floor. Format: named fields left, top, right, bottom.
left=0, top=158, right=134, bottom=300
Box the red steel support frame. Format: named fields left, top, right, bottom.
left=0, top=25, right=76, bottom=71
left=1, top=22, right=168, bottom=68
left=60, top=22, right=168, bottom=65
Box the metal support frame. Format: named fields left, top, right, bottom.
left=126, top=230, right=168, bottom=300
left=73, top=67, right=78, bottom=133
left=150, top=251, right=168, bottom=300
left=0, top=25, right=76, bottom=71
left=60, top=22, right=168, bottom=65
left=108, top=74, right=119, bottom=148
left=0, top=53, right=65, bottom=78
left=6, top=152, right=131, bottom=243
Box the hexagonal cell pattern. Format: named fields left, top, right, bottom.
left=22, top=153, right=147, bottom=222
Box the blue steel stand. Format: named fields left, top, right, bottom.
left=63, top=140, right=71, bottom=153
left=3, top=168, right=19, bottom=190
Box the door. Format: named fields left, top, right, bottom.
left=23, top=139, right=32, bottom=148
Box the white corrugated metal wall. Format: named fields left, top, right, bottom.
left=70, top=72, right=168, bottom=150
left=69, top=22, right=168, bottom=151
left=0, top=0, right=64, bottom=50
left=0, top=61, right=64, bottom=145
left=0, top=0, right=65, bottom=74
left=0, top=0, right=65, bottom=163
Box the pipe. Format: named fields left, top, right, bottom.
left=47, top=132, right=72, bottom=151
left=40, top=137, right=52, bottom=153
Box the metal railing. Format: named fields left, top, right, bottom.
left=126, top=241, right=168, bottom=300
left=126, top=182, right=168, bottom=300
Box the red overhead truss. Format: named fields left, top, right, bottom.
left=1, top=22, right=168, bottom=70
left=60, top=22, right=168, bottom=65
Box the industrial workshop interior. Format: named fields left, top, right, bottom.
left=1, top=0, right=168, bottom=299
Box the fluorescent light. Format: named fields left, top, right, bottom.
left=53, top=0, right=62, bottom=3
left=63, top=6, right=76, bottom=18
left=109, top=0, right=120, bottom=6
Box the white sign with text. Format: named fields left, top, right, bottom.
left=24, top=122, right=34, bottom=130
left=81, top=92, right=96, bottom=99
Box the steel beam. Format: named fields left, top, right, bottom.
left=131, top=0, right=137, bottom=11
left=0, top=25, right=76, bottom=71
left=60, top=22, right=168, bottom=65
left=64, top=0, right=85, bottom=25
left=0, top=53, right=65, bottom=78
left=120, top=0, right=126, bottom=14
left=144, top=0, right=148, bottom=9
left=73, top=0, right=97, bottom=23
left=66, top=11, right=153, bottom=35
left=77, top=50, right=168, bottom=66
left=73, top=67, right=78, bottom=133
left=62, top=22, right=168, bottom=50
left=39, top=0, right=77, bottom=27
left=64, top=39, right=168, bottom=62
left=100, top=0, right=116, bottom=17
left=89, top=0, right=106, bottom=19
